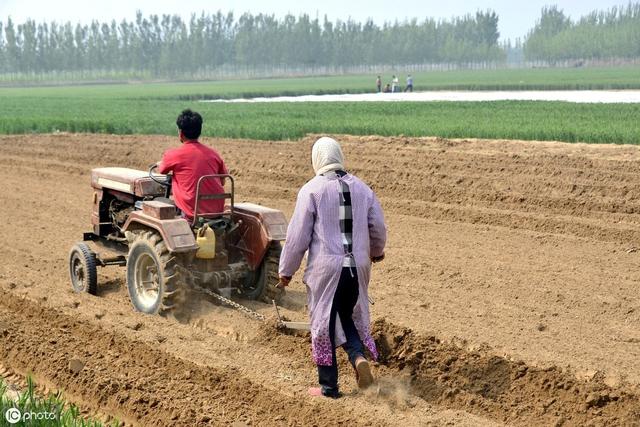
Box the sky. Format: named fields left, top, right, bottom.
left=0, top=0, right=631, bottom=41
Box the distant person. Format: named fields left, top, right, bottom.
left=376, top=75, right=382, bottom=93
left=405, top=74, right=413, bottom=92
left=278, top=136, right=387, bottom=399
left=391, top=75, right=399, bottom=93
left=158, top=109, right=228, bottom=221
left=383, top=83, right=391, bottom=93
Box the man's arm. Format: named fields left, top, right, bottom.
left=157, top=150, right=176, bottom=175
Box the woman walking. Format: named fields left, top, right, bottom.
left=278, top=137, right=387, bottom=398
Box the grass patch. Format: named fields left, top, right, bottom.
left=0, top=376, right=115, bottom=426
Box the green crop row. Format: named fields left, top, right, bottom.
left=0, top=94, right=638, bottom=144
left=1, top=70, right=639, bottom=144
left=2, top=66, right=640, bottom=99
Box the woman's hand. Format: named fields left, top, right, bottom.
left=371, top=253, right=385, bottom=263
left=277, top=275, right=292, bottom=288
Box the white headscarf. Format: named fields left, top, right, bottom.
left=312, top=136, right=345, bottom=176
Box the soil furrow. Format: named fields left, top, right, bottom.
left=0, top=289, right=376, bottom=427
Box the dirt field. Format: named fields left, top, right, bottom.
left=1, top=133, right=640, bottom=426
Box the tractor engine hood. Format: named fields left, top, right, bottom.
left=91, top=167, right=164, bottom=197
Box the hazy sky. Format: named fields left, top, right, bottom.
left=0, top=0, right=630, bottom=41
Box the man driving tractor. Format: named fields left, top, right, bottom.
left=158, top=109, right=228, bottom=221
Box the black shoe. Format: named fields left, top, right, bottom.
left=321, top=388, right=342, bottom=399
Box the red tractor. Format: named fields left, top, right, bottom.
left=68, top=165, right=288, bottom=315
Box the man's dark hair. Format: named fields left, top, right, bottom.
left=176, top=109, right=203, bottom=140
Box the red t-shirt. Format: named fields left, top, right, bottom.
left=158, top=140, right=228, bottom=220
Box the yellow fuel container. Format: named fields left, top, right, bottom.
left=196, top=224, right=216, bottom=259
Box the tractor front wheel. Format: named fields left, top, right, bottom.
left=126, top=231, right=185, bottom=315
left=69, top=243, right=98, bottom=295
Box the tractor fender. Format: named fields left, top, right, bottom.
left=122, top=211, right=198, bottom=253
left=232, top=203, right=287, bottom=270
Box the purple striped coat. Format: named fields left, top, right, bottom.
left=279, top=173, right=387, bottom=366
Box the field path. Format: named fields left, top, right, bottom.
left=1, top=134, right=640, bottom=425
left=203, top=90, right=640, bottom=103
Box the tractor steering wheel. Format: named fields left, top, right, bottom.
left=149, top=163, right=169, bottom=186
left=149, top=164, right=172, bottom=198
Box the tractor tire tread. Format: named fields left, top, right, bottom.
left=129, top=231, right=186, bottom=315
left=260, top=242, right=284, bottom=304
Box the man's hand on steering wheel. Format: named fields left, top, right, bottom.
left=149, top=163, right=171, bottom=187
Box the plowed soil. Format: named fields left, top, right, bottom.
left=1, top=133, right=640, bottom=426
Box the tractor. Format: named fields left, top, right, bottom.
left=68, top=165, right=288, bottom=315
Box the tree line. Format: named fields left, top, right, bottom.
left=0, top=3, right=639, bottom=78
left=524, top=3, right=640, bottom=61
left=0, top=11, right=503, bottom=76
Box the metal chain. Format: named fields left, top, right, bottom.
left=191, top=282, right=266, bottom=322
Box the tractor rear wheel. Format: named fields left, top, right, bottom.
left=239, top=242, right=284, bottom=304
left=69, top=243, right=98, bottom=295
left=126, top=231, right=186, bottom=315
